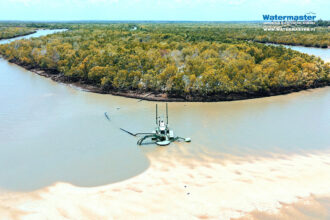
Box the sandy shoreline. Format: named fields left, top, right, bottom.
left=1, top=146, right=330, bottom=219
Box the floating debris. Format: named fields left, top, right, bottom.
left=104, top=112, right=110, bottom=121
left=137, top=93, right=152, bottom=102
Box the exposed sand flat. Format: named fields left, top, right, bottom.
left=1, top=146, right=330, bottom=219
left=235, top=194, right=330, bottom=220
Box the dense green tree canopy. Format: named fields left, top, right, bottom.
left=0, top=24, right=329, bottom=100
left=0, top=27, right=36, bottom=40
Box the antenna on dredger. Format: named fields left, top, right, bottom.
left=166, top=103, right=168, bottom=125
left=156, top=104, right=158, bottom=125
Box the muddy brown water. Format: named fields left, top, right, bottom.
left=0, top=30, right=329, bottom=191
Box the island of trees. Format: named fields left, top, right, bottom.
left=230, top=27, right=329, bottom=48
left=0, top=27, right=36, bottom=40
left=0, top=23, right=329, bottom=101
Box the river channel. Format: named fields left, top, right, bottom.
left=0, top=29, right=329, bottom=191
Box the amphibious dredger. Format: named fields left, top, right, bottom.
left=121, top=103, right=191, bottom=146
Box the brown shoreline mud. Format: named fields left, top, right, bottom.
left=4, top=58, right=330, bottom=102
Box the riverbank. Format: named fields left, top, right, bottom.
left=252, top=40, right=329, bottom=49
left=0, top=30, right=37, bottom=40
left=1, top=27, right=330, bottom=220
left=1, top=147, right=330, bottom=219
left=5, top=58, right=330, bottom=102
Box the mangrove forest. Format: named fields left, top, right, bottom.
left=0, top=23, right=329, bottom=101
